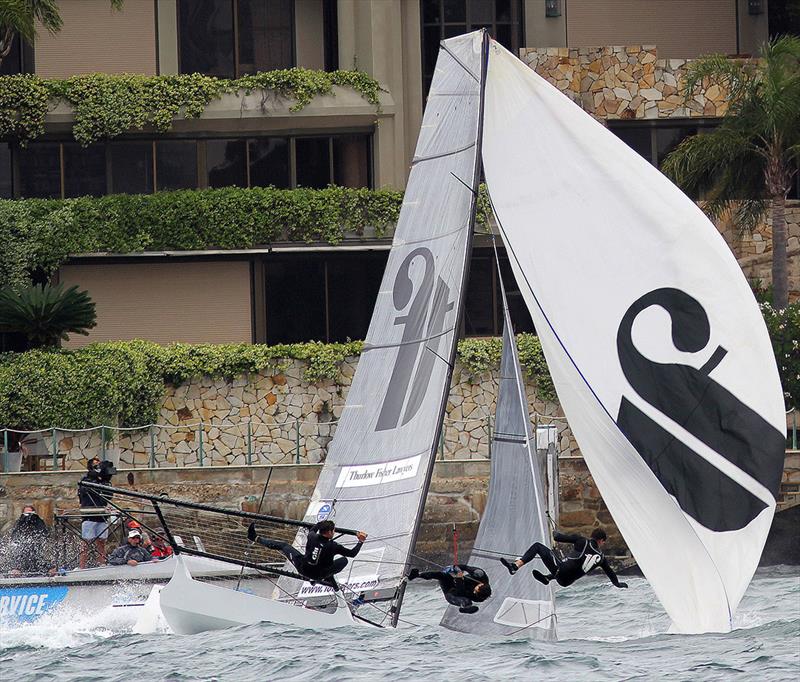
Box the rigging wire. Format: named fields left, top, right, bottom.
left=236, top=467, right=274, bottom=591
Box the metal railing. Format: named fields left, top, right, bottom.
left=1, top=413, right=574, bottom=472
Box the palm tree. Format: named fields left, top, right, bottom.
left=662, top=35, right=800, bottom=309
left=0, top=0, right=122, bottom=68
left=0, top=282, right=96, bottom=348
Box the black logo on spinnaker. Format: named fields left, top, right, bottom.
left=615, top=288, right=784, bottom=532
left=376, top=247, right=454, bottom=431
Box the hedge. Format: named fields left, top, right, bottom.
left=0, top=69, right=384, bottom=147
left=0, top=335, right=551, bottom=430
left=0, top=185, right=493, bottom=290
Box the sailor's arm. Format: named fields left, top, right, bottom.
left=334, top=531, right=368, bottom=558
left=553, top=530, right=583, bottom=544
left=600, top=558, right=628, bottom=588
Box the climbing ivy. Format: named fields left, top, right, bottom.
left=0, top=185, right=492, bottom=290
left=0, top=336, right=552, bottom=430
left=0, top=186, right=405, bottom=289
left=0, top=68, right=384, bottom=147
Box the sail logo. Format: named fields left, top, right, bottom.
left=0, top=586, right=68, bottom=622
left=615, top=287, right=785, bottom=531
left=376, top=247, right=455, bottom=431
left=336, top=455, right=422, bottom=488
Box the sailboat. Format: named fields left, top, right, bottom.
left=440, top=262, right=557, bottom=639
left=149, top=30, right=491, bottom=633
left=93, top=29, right=783, bottom=636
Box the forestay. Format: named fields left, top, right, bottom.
left=482, top=40, right=786, bottom=633
left=440, top=276, right=556, bottom=638
left=277, top=32, right=487, bottom=619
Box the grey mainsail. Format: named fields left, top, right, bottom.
left=440, top=274, right=557, bottom=638
left=276, top=31, right=488, bottom=624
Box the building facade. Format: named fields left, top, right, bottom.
left=1, top=0, right=787, bottom=348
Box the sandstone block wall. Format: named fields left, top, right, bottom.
left=0, top=460, right=628, bottom=567
left=522, top=45, right=729, bottom=120
left=19, top=360, right=578, bottom=473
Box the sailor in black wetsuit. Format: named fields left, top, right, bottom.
left=407, top=564, right=492, bottom=614
left=501, top=528, right=628, bottom=589
left=247, top=520, right=367, bottom=589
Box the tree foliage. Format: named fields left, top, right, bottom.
left=0, top=282, right=96, bottom=347
left=662, top=36, right=800, bottom=308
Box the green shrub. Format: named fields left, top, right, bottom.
left=0, top=187, right=405, bottom=290
left=0, top=335, right=553, bottom=430
left=0, top=185, right=493, bottom=290
left=760, top=301, right=800, bottom=410
left=0, top=69, right=384, bottom=147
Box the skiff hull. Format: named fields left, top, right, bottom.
left=158, top=555, right=355, bottom=634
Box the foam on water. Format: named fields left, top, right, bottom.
left=1, top=567, right=798, bottom=681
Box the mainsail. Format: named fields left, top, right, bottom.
left=277, top=32, right=489, bottom=623
left=440, top=271, right=556, bottom=638
left=482, top=40, right=786, bottom=633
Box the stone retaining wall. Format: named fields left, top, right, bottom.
left=22, top=360, right=578, bottom=472
left=0, top=460, right=627, bottom=566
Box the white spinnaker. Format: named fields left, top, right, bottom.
left=482, top=40, right=786, bottom=633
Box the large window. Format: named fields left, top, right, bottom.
left=262, top=247, right=533, bottom=344
left=63, top=143, right=107, bottom=197
left=608, top=120, right=718, bottom=169
left=421, top=0, right=524, bottom=94
left=9, top=133, right=370, bottom=198
left=178, top=0, right=294, bottom=77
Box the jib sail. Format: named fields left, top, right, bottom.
left=440, top=272, right=557, bottom=638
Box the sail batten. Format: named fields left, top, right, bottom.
left=482, top=39, right=785, bottom=634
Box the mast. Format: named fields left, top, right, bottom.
left=390, top=31, right=491, bottom=626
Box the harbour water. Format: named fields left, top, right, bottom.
left=1, top=566, right=798, bottom=681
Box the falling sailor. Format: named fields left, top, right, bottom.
left=501, top=528, right=628, bottom=590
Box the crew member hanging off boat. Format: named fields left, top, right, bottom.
left=247, top=520, right=367, bottom=590
left=501, top=528, right=628, bottom=589
left=407, top=564, right=492, bottom=614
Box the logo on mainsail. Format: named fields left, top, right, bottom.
left=376, top=247, right=455, bottom=431
left=615, top=288, right=785, bottom=532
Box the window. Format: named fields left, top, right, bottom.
left=327, top=253, right=386, bottom=342
left=179, top=0, right=235, bottom=77
left=333, top=135, right=371, bottom=188
left=111, top=142, right=154, bottom=194
left=63, top=143, right=107, bottom=197
left=179, top=0, right=294, bottom=78
left=17, top=143, right=61, bottom=199
left=463, top=248, right=535, bottom=336
left=0, top=35, right=26, bottom=75
left=265, top=257, right=326, bottom=343
left=296, top=137, right=332, bottom=189
left=608, top=120, right=717, bottom=168
left=296, top=135, right=372, bottom=189
left=237, top=0, right=294, bottom=74
left=0, top=144, right=12, bottom=198
left=156, top=141, right=197, bottom=191
left=421, top=0, right=523, bottom=94
left=207, top=139, right=247, bottom=188
left=249, top=138, right=290, bottom=188
left=11, top=133, right=371, bottom=198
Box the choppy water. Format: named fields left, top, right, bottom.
left=1, top=566, right=798, bottom=681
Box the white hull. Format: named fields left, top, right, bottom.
left=0, top=555, right=263, bottom=631
left=159, top=555, right=356, bottom=634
